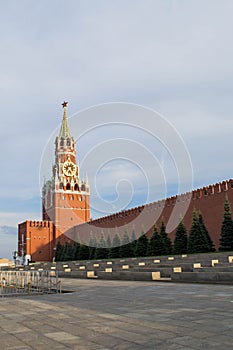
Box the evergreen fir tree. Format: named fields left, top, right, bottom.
left=79, top=244, right=90, bottom=260
left=199, top=213, right=215, bottom=252
left=63, top=241, right=73, bottom=261
left=130, top=229, right=137, bottom=255
left=95, top=232, right=108, bottom=259
left=59, top=245, right=65, bottom=261
left=72, top=241, right=80, bottom=260
left=108, top=233, right=121, bottom=259
left=147, top=225, right=163, bottom=256
left=119, top=230, right=134, bottom=258
left=160, top=220, right=173, bottom=255
left=188, top=210, right=209, bottom=253
left=55, top=240, right=63, bottom=261
left=88, top=232, right=97, bottom=260
left=135, top=230, right=148, bottom=257
left=173, top=220, right=188, bottom=254
left=219, top=197, right=233, bottom=251
left=106, top=234, right=112, bottom=249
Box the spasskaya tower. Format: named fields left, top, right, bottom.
left=18, top=102, right=90, bottom=262
left=42, top=101, right=90, bottom=242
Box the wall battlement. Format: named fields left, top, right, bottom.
left=27, top=220, right=52, bottom=228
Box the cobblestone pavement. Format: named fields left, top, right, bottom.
left=0, top=279, right=232, bottom=349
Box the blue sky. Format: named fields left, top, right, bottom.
left=1, top=0, right=233, bottom=258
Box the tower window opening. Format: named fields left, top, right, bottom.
left=66, top=183, right=71, bottom=190
left=74, top=183, right=79, bottom=191
left=67, top=139, right=71, bottom=146
left=59, top=182, right=63, bottom=190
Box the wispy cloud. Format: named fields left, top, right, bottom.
left=1, top=1, right=233, bottom=232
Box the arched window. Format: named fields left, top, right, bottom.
left=74, top=183, right=79, bottom=191
left=59, top=182, right=63, bottom=190
left=66, top=183, right=71, bottom=190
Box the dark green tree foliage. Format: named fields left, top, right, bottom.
left=108, top=233, right=121, bottom=259
left=130, top=229, right=137, bottom=254
left=147, top=225, right=163, bottom=256
left=63, top=241, right=73, bottom=261
left=95, top=232, right=108, bottom=259
left=199, top=213, right=215, bottom=252
left=188, top=210, right=209, bottom=253
left=79, top=244, right=90, bottom=260
left=59, top=245, right=65, bottom=261
left=55, top=240, right=63, bottom=261
left=119, top=230, right=134, bottom=258
left=135, top=230, right=148, bottom=257
left=160, top=221, right=173, bottom=255
left=89, top=232, right=97, bottom=260
left=219, top=198, right=233, bottom=251
left=173, top=220, right=188, bottom=254
left=72, top=242, right=80, bottom=260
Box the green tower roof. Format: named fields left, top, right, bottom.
left=59, top=101, right=71, bottom=138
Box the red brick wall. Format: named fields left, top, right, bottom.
left=18, top=221, right=54, bottom=261
left=69, top=180, right=233, bottom=250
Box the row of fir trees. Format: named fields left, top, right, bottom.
left=55, top=198, right=233, bottom=261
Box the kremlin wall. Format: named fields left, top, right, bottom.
left=67, top=179, right=233, bottom=253
left=18, top=103, right=233, bottom=262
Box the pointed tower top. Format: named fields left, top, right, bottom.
left=59, top=101, right=71, bottom=138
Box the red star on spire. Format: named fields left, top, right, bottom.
left=62, top=101, right=68, bottom=108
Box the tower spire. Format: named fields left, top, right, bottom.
left=59, top=101, right=71, bottom=138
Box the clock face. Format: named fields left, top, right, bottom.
left=62, top=161, right=77, bottom=177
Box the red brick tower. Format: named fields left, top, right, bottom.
left=42, top=101, right=90, bottom=244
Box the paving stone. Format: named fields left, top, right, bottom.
left=45, top=331, right=80, bottom=342
left=0, top=279, right=232, bottom=349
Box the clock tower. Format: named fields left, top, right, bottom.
left=42, top=102, right=90, bottom=244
